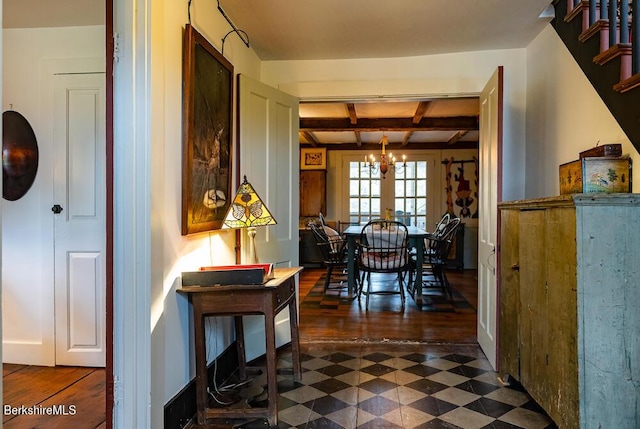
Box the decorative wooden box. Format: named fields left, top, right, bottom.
left=559, top=157, right=631, bottom=194
left=578, top=143, right=622, bottom=158
left=182, top=264, right=274, bottom=286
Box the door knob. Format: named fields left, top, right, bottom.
left=51, top=204, right=63, bottom=214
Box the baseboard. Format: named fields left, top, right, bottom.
left=164, top=342, right=239, bottom=429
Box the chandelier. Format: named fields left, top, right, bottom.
left=364, top=134, right=406, bottom=179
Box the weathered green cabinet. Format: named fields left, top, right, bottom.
left=499, top=194, right=640, bottom=429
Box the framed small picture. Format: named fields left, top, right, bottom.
left=300, top=147, right=327, bottom=170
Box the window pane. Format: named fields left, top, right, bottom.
left=350, top=162, right=360, bottom=178
left=371, top=180, right=381, bottom=197
left=350, top=180, right=359, bottom=196
left=350, top=198, right=359, bottom=213
left=371, top=199, right=380, bottom=215
left=405, top=199, right=416, bottom=214
left=417, top=162, right=427, bottom=178
left=361, top=199, right=370, bottom=212
left=395, top=181, right=405, bottom=197
left=416, top=198, right=427, bottom=214
left=406, top=181, right=416, bottom=197
left=406, top=163, right=416, bottom=179
left=360, top=181, right=370, bottom=197
left=417, top=179, right=427, bottom=196
left=362, top=164, right=371, bottom=179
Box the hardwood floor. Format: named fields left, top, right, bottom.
left=2, top=363, right=106, bottom=428
left=299, top=267, right=478, bottom=344
left=1, top=266, right=477, bottom=428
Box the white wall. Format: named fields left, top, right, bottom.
left=525, top=26, right=639, bottom=197
left=146, top=1, right=263, bottom=427
left=261, top=48, right=528, bottom=202
left=2, top=26, right=104, bottom=365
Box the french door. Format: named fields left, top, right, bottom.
left=345, top=155, right=436, bottom=229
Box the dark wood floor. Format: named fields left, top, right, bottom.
left=299, top=267, right=478, bottom=344
left=1, top=267, right=477, bottom=428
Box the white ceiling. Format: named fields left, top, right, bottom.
left=3, top=1, right=554, bottom=60
left=218, top=0, right=554, bottom=61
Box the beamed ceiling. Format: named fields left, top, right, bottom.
left=299, top=98, right=480, bottom=151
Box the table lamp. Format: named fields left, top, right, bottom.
left=222, top=175, right=277, bottom=264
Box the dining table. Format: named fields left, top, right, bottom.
left=342, top=224, right=431, bottom=305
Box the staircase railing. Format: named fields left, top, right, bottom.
left=568, top=0, right=639, bottom=90
left=554, top=0, right=640, bottom=152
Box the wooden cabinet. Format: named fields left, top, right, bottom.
left=498, top=194, right=640, bottom=429
left=299, top=170, right=326, bottom=217
left=299, top=228, right=323, bottom=267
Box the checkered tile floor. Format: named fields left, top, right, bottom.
left=233, top=344, right=557, bottom=429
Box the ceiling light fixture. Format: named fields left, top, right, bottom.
left=365, top=134, right=406, bottom=179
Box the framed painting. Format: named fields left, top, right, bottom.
left=182, top=24, right=234, bottom=235
left=300, top=147, right=327, bottom=170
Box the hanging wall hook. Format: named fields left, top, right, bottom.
left=217, top=0, right=250, bottom=52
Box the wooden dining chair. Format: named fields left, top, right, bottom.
left=357, top=220, right=411, bottom=311
left=433, top=212, right=451, bottom=235
left=309, top=223, right=350, bottom=293
left=421, top=217, right=461, bottom=304
left=318, top=212, right=328, bottom=228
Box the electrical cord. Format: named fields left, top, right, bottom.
left=206, top=317, right=254, bottom=405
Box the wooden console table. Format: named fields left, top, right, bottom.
left=178, top=267, right=303, bottom=428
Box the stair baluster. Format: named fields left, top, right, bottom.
left=601, top=0, right=610, bottom=19
left=610, top=0, right=619, bottom=46
left=589, top=0, right=598, bottom=25
left=620, top=0, right=630, bottom=43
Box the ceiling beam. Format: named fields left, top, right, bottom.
left=354, top=130, right=362, bottom=146
left=346, top=103, right=358, bottom=125
left=402, top=131, right=414, bottom=146
left=412, top=101, right=431, bottom=124
left=301, top=131, right=319, bottom=147
left=447, top=130, right=469, bottom=145
left=300, top=116, right=478, bottom=132
left=300, top=141, right=479, bottom=151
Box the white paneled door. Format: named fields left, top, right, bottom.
left=53, top=72, right=106, bottom=367
left=477, top=67, right=503, bottom=370
left=237, top=74, right=299, bottom=362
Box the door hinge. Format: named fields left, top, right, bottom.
left=113, top=32, right=122, bottom=63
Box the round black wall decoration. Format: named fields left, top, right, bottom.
left=2, top=110, right=39, bottom=201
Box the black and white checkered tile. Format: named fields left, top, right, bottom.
left=238, top=345, right=557, bottom=429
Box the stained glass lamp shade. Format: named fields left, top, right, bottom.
left=222, top=175, right=277, bottom=263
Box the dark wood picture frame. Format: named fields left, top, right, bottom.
left=182, top=24, right=234, bottom=235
